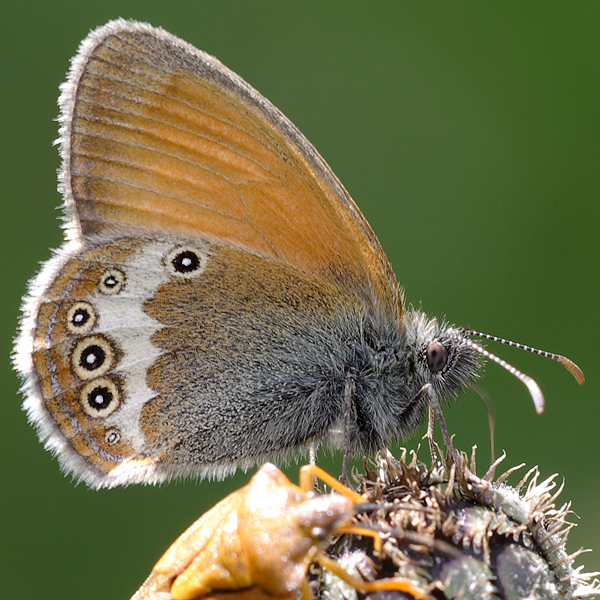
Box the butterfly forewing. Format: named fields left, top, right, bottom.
left=60, top=20, right=401, bottom=321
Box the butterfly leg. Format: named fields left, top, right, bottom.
left=425, top=403, right=437, bottom=466
left=340, top=375, right=355, bottom=484
left=309, top=443, right=319, bottom=489
left=423, top=383, right=460, bottom=463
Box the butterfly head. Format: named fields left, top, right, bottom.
left=400, top=306, right=584, bottom=420
left=401, top=309, right=483, bottom=405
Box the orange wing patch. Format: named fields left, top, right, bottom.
left=60, top=23, right=401, bottom=321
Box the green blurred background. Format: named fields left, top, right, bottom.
left=1, top=3, right=598, bottom=599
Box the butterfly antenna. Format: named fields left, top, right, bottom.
left=465, top=330, right=585, bottom=385
left=462, top=338, right=546, bottom=413
left=459, top=331, right=585, bottom=415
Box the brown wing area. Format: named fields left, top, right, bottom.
left=59, top=20, right=401, bottom=322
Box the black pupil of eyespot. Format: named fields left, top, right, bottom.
left=426, top=340, right=448, bottom=373
left=88, top=386, right=113, bottom=410
left=72, top=308, right=90, bottom=326
left=104, top=275, right=117, bottom=287
left=80, top=345, right=106, bottom=371
left=173, top=250, right=200, bottom=273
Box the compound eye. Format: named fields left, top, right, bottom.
left=426, top=340, right=448, bottom=373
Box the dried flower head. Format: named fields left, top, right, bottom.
left=317, top=448, right=599, bottom=600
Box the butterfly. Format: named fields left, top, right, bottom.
left=14, top=19, right=583, bottom=489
